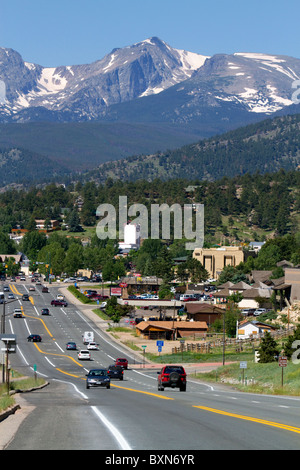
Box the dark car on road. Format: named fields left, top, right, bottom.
left=86, top=369, right=111, bottom=389
left=66, top=341, right=77, bottom=350
left=107, top=365, right=124, bottom=380
left=27, top=334, right=42, bottom=342
left=41, top=308, right=50, bottom=315
left=157, top=365, right=186, bottom=392
left=22, top=294, right=30, bottom=301
left=51, top=299, right=68, bottom=307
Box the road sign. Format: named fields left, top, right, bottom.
left=156, top=340, right=164, bottom=347
left=279, top=356, right=287, bottom=367
left=141, top=345, right=147, bottom=349
left=0, top=334, right=17, bottom=352
left=240, top=361, right=247, bottom=369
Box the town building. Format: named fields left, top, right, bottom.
left=135, top=320, right=208, bottom=340
left=193, top=246, right=244, bottom=280
left=118, top=223, right=141, bottom=253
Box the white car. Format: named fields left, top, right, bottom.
left=87, top=342, right=99, bottom=350
left=57, top=294, right=65, bottom=300
left=254, top=308, right=267, bottom=316
left=13, top=308, right=23, bottom=318
left=78, top=350, right=91, bottom=360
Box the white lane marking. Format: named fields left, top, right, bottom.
left=45, top=356, right=56, bottom=367
left=53, top=378, right=88, bottom=399
left=91, top=406, right=132, bottom=450
left=24, top=319, right=31, bottom=335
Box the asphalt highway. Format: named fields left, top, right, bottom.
left=1, top=280, right=300, bottom=451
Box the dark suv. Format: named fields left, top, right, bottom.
left=107, top=365, right=124, bottom=380
left=51, top=299, right=68, bottom=307
left=157, top=365, right=187, bottom=392
left=27, top=334, right=42, bottom=342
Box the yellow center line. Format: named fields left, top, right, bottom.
left=56, top=369, right=82, bottom=378
left=33, top=342, right=85, bottom=367
left=25, top=313, right=54, bottom=339
left=193, top=405, right=300, bottom=435
left=110, top=383, right=174, bottom=399
left=9, top=284, right=21, bottom=295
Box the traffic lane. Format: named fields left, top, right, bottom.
left=4, top=358, right=300, bottom=451
left=15, top=281, right=142, bottom=367
left=10, top=294, right=300, bottom=439
left=74, top=366, right=300, bottom=449
left=5, top=380, right=126, bottom=451
left=66, top=376, right=300, bottom=450
left=8, top=283, right=300, bottom=448
left=7, top=301, right=131, bottom=381
left=79, top=371, right=300, bottom=450
left=11, top=320, right=300, bottom=448
left=142, top=370, right=300, bottom=434
left=191, top=386, right=300, bottom=431
left=28, top=285, right=140, bottom=365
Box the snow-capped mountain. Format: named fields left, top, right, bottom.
left=193, top=52, right=300, bottom=113
left=0, top=37, right=208, bottom=122
left=0, top=37, right=299, bottom=126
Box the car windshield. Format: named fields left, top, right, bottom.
left=89, top=370, right=107, bottom=376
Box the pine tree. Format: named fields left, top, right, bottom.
left=283, top=325, right=300, bottom=360
left=258, top=331, right=280, bottom=363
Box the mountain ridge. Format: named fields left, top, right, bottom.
left=1, top=37, right=300, bottom=126
left=83, top=112, right=300, bottom=183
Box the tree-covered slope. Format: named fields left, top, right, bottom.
left=87, top=113, right=300, bottom=182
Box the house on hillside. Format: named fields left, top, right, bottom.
left=214, top=278, right=273, bottom=309
left=35, top=219, right=59, bottom=231
left=237, top=320, right=276, bottom=340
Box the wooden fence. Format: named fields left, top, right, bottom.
left=171, top=327, right=295, bottom=354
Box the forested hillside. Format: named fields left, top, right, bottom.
left=87, top=113, right=300, bottom=182
left=0, top=169, right=299, bottom=279
left=0, top=169, right=299, bottom=242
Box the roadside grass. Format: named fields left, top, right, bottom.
left=193, top=360, right=300, bottom=396
left=0, top=376, right=46, bottom=413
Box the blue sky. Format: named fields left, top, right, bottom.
left=1, top=0, right=299, bottom=66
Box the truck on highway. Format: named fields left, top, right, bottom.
left=83, top=331, right=94, bottom=345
